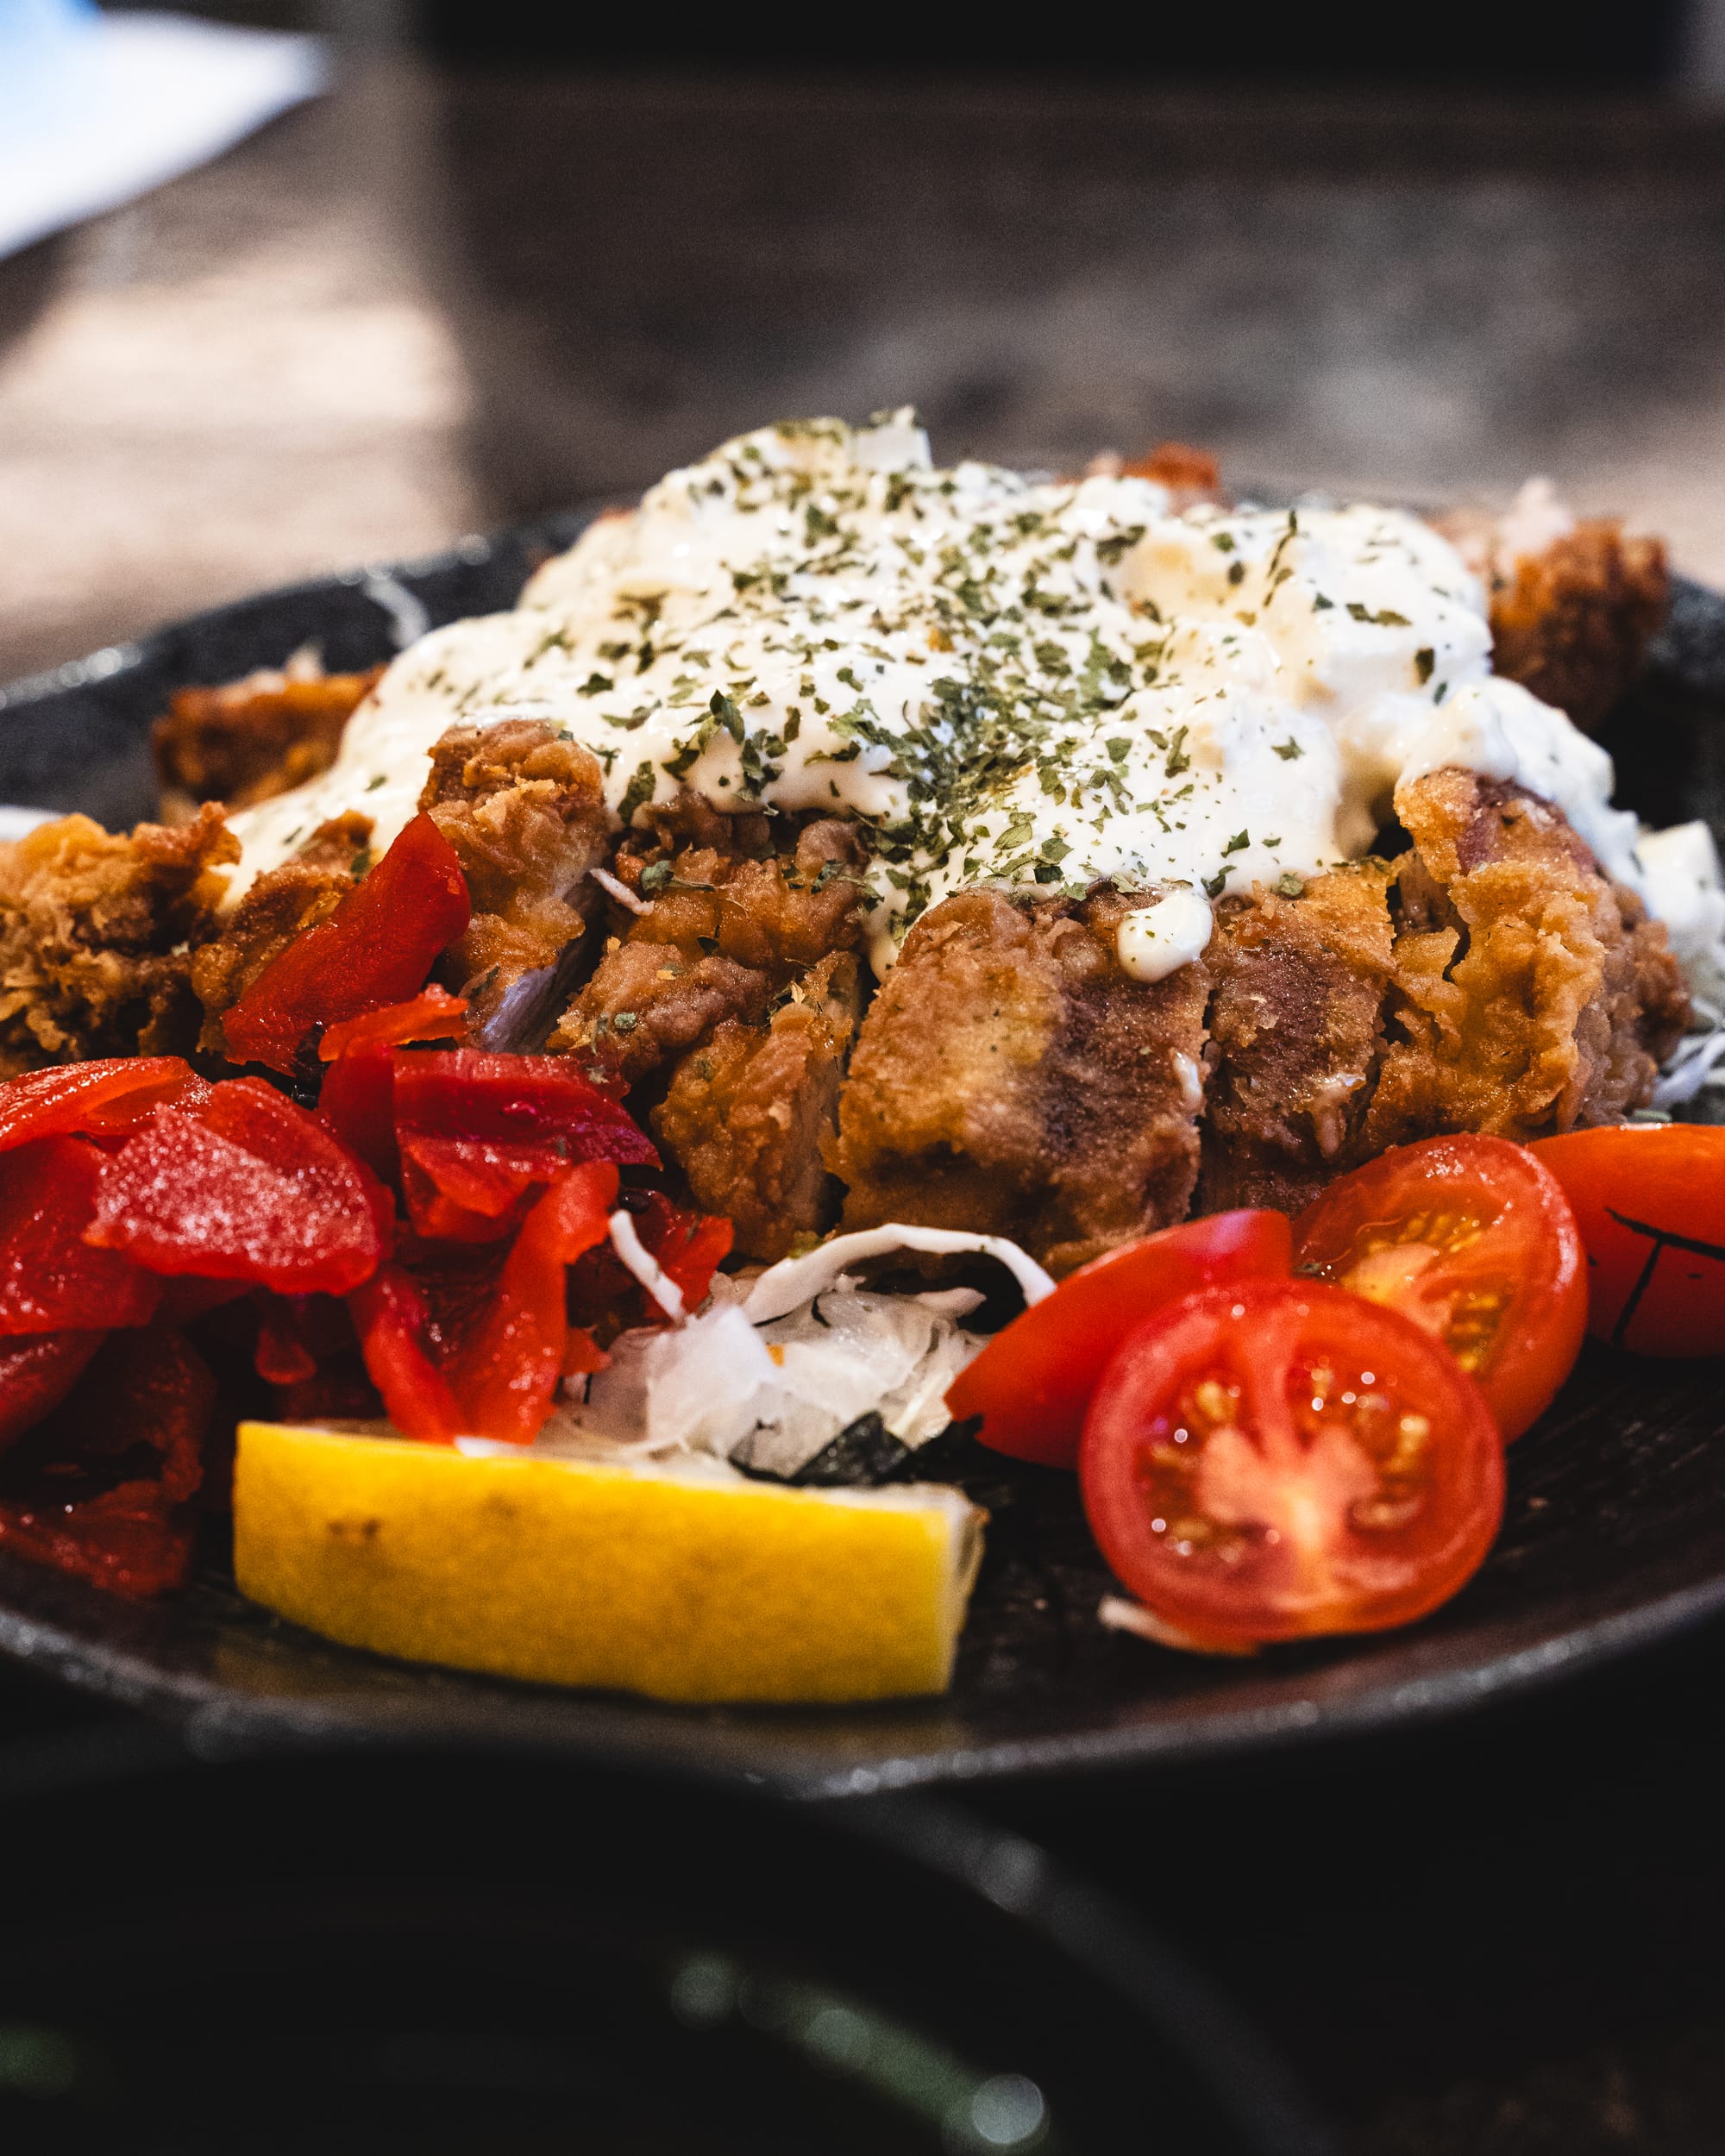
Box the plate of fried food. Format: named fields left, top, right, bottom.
left=0, top=416, right=1720, bottom=1795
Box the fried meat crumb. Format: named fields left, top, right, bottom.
left=833, top=886, right=1209, bottom=1277
left=418, top=720, right=612, bottom=1045
left=654, top=952, right=861, bottom=1262
left=1434, top=502, right=1668, bottom=734
left=549, top=806, right=870, bottom=1087
left=152, top=664, right=384, bottom=820
left=0, top=805, right=237, bottom=1075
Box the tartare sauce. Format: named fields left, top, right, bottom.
left=229, top=412, right=1700, bottom=979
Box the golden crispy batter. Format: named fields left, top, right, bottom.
left=1361, top=769, right=1687, bottom=1150
left=1119, top=440, right=1225, bottom=509
left=834, top=887, right=1209, bottom=1277
left=549, top=809, right=870, bottom=1084
left=0, top=805, right=237, bottom=1075
left=653, top=953, right=861, bottom=1261
left=152, top=665, right=383, bottom=820
left=1197, top=862, right=1396, bottom=1215
left=1433, top=506, right=1667, bottom=735
left=1486, top=522, right=1667, bottom=735
left=190, top=813, right=371, bottom=1057
left=418, top=720, right=612, bottom=1046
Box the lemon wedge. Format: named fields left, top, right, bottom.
left=233, top=1422, right=985, bottom=1703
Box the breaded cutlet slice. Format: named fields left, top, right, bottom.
left=1362, top=768, right=1689, bottom=1150
left=833, top=886, right=1209, bottom=1278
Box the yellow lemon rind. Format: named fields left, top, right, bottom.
left=233, top=1421, right=984, bottom=1705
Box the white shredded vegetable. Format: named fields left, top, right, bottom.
left=606, top=1210, right=687, bottom=1320
left=544, top=1257, right=994, bottom=1478
left=739, top=1223, right=1054, bottom=1324
left=587, top=864, right=650, bottom=916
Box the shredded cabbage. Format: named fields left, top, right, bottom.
left=532, top=1221, right=1046, bottom=1477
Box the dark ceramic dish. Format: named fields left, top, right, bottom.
left=1, top=514, right=1722, bottom=1797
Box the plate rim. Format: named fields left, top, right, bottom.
left=0, top=522, right=1722, bottom=1790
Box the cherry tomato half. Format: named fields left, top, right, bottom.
left=1292, top=1135, right=1585, bottom=1440
left=1081, top=1281, right=1504, bottom=1646
left=947, top=1210, right=1293, bottom=1468
left=1529, top=1123, right=1725, bottom=1358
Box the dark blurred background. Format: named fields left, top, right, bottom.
left=4, top=11, right=1725, bottom=2152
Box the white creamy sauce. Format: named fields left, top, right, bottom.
left=227, top=411, right=1701, bottom=979
left=1117, top=889, right=1214, bottom=982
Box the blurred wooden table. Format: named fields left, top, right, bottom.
left=2, top=53, right=1725, bottom=2156
left=4, top=58, right=1725, bottom=685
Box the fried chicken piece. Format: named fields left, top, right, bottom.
left=1119, top=440, right=1225, bottom=510
left=190, top=812, right=371, bottom=1058
left=152, top=662, right=384, bottom=821
left=549, top=807, right=870, bottom=1085
left=418, top=720, right=613, bottom=1048
left=1360, top=769, right=1687, bottom=1150
left=0, top=805, right=236, bottom=1075
left=1434, top=486, right=1667, bottom=734
left=1487, top=522, right=1667, bottom=733
left=654, top=953, right=861, bottom=1262
left=1197, top=862, right=1396, bottom=1215
left=834, top=887, right=1209, bottom=1277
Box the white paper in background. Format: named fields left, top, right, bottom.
left=0, top=0, right=327, bottom=262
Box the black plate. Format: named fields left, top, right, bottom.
left=2, top=517, right=1723, bottom=1796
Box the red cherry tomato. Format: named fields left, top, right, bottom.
left=1081, top=1281, right=1504, bottom=1645
left=947, top=1210, right=1293, bottom=1467
left=1529, top=1123, right=1725, bottom=1358
left=1293, top=1134, right=1586, bottom=1439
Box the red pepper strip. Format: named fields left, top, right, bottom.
left=0, top=1331, right=106, bottom=1452
left=318, top=1042, right=398, bottom=1184
left=444, top=1162, right=618, bottom=1444
left=222, top=813, right=471, bottom=1074
left=632, top=1190, right=735, bottom=1310
left=0, top=1138, right=162, bottom=1335
left=349, top=1265, right=465, bottom=1443
left=254, top=1293, right=357, bottom=1387
left=0, top=1057, right=208, bottom=1152
left=398, top=1133, right=575, bottom=1243
left=0, top=1329, right=216, bottom=1596
left=154, top=1276, right=252, bottom=1326
left=392, top=1049, right=658, bottom=1167
left=562, top=1328, right=606, bottom=1378
left=87, top=1078, right=390, bottom=1296
left=319, top=987, right=469, bottom=1062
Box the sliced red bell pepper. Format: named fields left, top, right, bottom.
left=87, top=1078, right=390, bottom=1296
left=392, top=1050, right=658, bottom=1167
left=0, top=1328, right=216, bottom=1595
left=254, top=1293, right=357, bottom=1388
left=317, top=1042, right=398, bottom=1184
left=0, top=1330, right=106, bottom=1452
left=221, top=812, right=471, bottom=1073
left=318, top=987, right=469, bottom=1062
left=398, top=1133, right=574, bottom=1243
left=561, top=1327, right=607, bottom=1379
left=349, top=1265, right=465, bottom=1443
left=0, top=1057, right=210, bottom=1152
left=0, top=1137, right=162, bottom=1335
left=443, top=1162, right=618, bottom=1444
left=631, top=1191, right=734, bottom=1311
